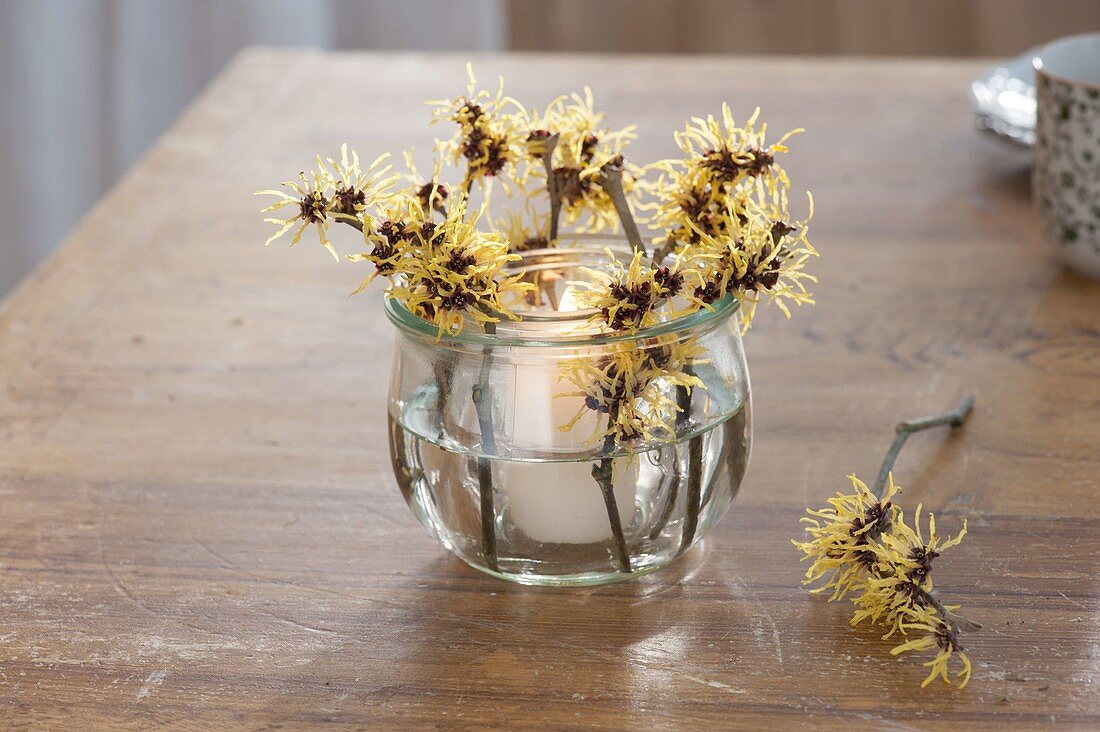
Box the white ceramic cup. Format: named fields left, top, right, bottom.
left=1033, top=33, right=1100, bottom=280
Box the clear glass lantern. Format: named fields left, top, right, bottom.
left=386, top=241, right=751, bottom=585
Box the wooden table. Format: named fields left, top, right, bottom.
left=2, top=49, right=1098, bottom=729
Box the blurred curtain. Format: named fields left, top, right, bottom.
left=0, top=0, right=505, bottom=297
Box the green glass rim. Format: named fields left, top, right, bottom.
left=384, top=292, right=741, bottom=348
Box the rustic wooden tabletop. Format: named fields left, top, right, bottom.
left=1, top=49, right=1098, bottom=729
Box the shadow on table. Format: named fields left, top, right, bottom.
left=981, top=159, right=1032, bottom=204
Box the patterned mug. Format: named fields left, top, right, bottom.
left=1033, top=33, right=1100, bottom=280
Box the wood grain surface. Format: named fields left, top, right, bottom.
left=1, top=49, right=1098, bottom=729
left=506, top=0, right=1100, bottom=58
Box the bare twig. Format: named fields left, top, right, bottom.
left=541, top=133, right=562, bottom=242
left=333, top=214, right=365, bottom=232
left=678, top=387, right=704, bottom=555
left=872, top=395, right=975, bottom=499
left=471, top=321, right=499, bottom=571
left=592, top=407, right=632, bottom=573
left=598, top=158, right=646, bottom=257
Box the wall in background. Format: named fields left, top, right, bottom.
left=2, top=0, right=1099, bottom=298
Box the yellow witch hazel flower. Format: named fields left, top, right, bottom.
left=321, top=144, right=399, bottom=222
left=429, top=64, right=523, bottom=194
left=680, top=188, right=817, bottom=331
left=795, top=396, right=978, bottom=692
left=672, top=104, right=800, bottom=197
left=645, top=104, right=799, bottom=255
left=400, top=149, right=450, bottom=218
left=643, top=173, right=729, bottom=262
left=384, top=198, right=534, bottom=337
left=522, top=87, right=636, bottom=170
left=891, top=619, right=973, bottom=689
left=256, top=144, right=400, bottom=261
left=638, top=105, right=815, bottom=331
left=557, top=337, right=704, bottom=445
left=256, top=169, right=336, bottom=258
left=521, top=88, right=639, bottom=234
left=794, top=474, right=900, bottom=600
left=874, top=503, right=968, bottom=589
left=573, top=249, right=688, bottom=331
left=849, top=572, right=938, bottom=636
left=796, top=480, right=976, bottom=689
left=849, top=501, right=973, bottom=691
left=346, top=194, right=424, bottom=293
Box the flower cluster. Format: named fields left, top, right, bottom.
left=520, top=88, right=639, bottom=233
left=678, top=188, right=816, bottom=330
left=257, top=144, right=398, bottom=260
left=794, top=474, right=974, bottom=689
left=257, top=68, right=817, bottom=347
left=574, top=249, right=686, bottom=331
left=429, top=64, right=523, bottom=194
left=401, top=149, right=450, bottom=218
left=256, top=69, right=818, bottom=443
left=648, top=105, right=797, bottom=250
left=375, top=201, right=532, bottom=337
left=557, top=337, right=704, bottom=444
left=640, top=105, right=816, bottom=330
left=258, top=143, right=532, bottom=337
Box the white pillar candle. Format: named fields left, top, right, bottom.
left=498, top=286, right=636, bottom=544
left=502, top=369, right=636, bottom=544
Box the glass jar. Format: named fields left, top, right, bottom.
left=385, top=242, right=752, bottom=585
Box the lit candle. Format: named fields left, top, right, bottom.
left=500, top=286, right=636, bottom=544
